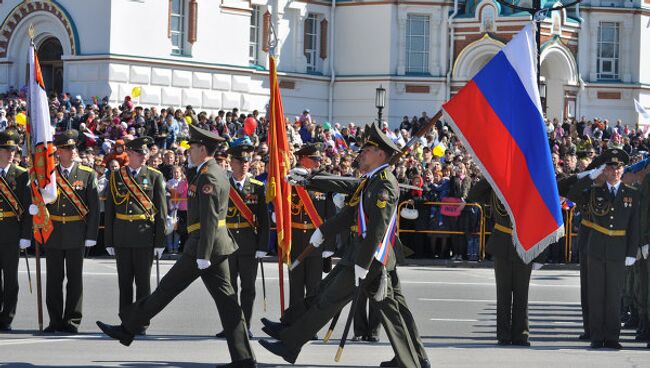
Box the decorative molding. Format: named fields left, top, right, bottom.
left=262, top=10, right=271, bottom=53
left=279, top=80, right=296, bottom=89
left=188, top=0, right=198, bottom=44
left=597, top=91, right=621, bottom=99
left=405, top=84, right=430, bottom=93
left=0, top=0, right=79, bottom=58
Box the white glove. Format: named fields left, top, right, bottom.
left=532, top=262, right=543, bottom=271
left=271, top=212, right=276, bottom=224
left=625, top=257, right=636, bottom=266
left=643, top=244, right=649, bottom=260
left=106, top=247, right=115, bottom=256
left=354, top=265, right=368, bottom=287
left=588, top=164, right=606, bottom=180
left=309, top=228, right=324, bottom=248
left=154, top=248, right=165, bottom=259
left=255, top=251, right=267, bottom=259
left=29, top=204, right=39, bottom=215
left=322, top=250, right=334, bottom=258
left=333, top=193, right=346, bottom=209
left=287, top=167, right=309, bottom=185
left=84, top=239, right=96, bottom=248
left=19, top=239, right=31, bottom=250
left=197, top=259, right=211, bottom=270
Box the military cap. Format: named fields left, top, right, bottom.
left=602, top=148, right=629, bottom=166
left=228, top=137, right=255, bottom=161
left=0, top=130, right=20, bottom=150
left=294, top=143, right=323, bottom=160
left=54, top=130, right=79, bottom=148
left=125, top=136, right=154, bottom=154
left=362, top=123, right=401, bottom=156
left=188, top=124, right=225, bottom=146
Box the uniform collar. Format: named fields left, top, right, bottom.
left=607, top=181, right=621, bottom=194
left=0, top=163, right=11, bottom=174
left=363, top=163, right=389, bottom=180
left=60, top=162, right=75, bottom=172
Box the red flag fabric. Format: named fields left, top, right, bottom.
left=28, top=44, right=57, bottom=244
left=266, top=56, right=292, bottom=262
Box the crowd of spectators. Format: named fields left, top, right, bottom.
left=0, top=88, right=647, bottom=263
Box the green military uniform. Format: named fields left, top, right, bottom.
left=225, top=138, right=269, bottom=331
left=289, top=144, right=335, bottom=321
left=260, top=123, right=425, bottom=368
left=0, top=130, right=32, bottom=331
left=467, top=178, right=538, bottom=345
left=103, top=125, right=255, bottom=367
left=636, top=168, right=650, bottom=342
left=104, top=136, right=167, bottom=320
left=45, top=130, right=100, bottom=333
left=567, top=149, right=640, bottom=348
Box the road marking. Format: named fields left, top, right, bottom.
left=429, top=318, right=479, bottom=322
left=419, top=298, right=579, bottom=305
left=0, top=335, right=99, bottom=346
left=403, top=280, right=578, bottom=288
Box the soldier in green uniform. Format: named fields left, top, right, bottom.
left=104, top=136, right=167, bottom=333
left=566, top=148, right=640, bottom=349
left=467, top=178, right=544, bottom=346
left=44, top=130, right=100, bottom=334
left=0, top=130, right=32, bottom=332
left=288, top=143, right=335, bottom=323
left=636, top=163, right=650, bottom=344
left=259, top=123, right=423, bottom=368
left=215, top=137, right=268, bottom=338
left=97, top=125, right=256, bottom=368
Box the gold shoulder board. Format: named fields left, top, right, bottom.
left=249, top=178, right=264, bottom=186
left=78, top=165, right=93, bottom=172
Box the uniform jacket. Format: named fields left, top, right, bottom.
left=0, top=164, right=32, bottom=245
left=306, top=165, right=399, bottom=271
left=567, top=176, right=639, bottom=261
left=45, top=163, right=100, bottom=249
left=183, top=159, right=238, bottom=259
left=104, top=165, right=167, bottom=248
left=290, top=182, right=336, bottom=259
left=227, top=175, right=269, bottom=255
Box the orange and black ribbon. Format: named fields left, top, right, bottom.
left=294, top=186, right=323, bottom=228
left=228, top=186, right=256, bottom=228
left=118, top=166, right=156, bottom=221
left=56, top=167, right=89, bottom=218
left=0, top=175, right=24, bottom=218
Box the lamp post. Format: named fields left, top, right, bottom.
left=375, top=85, right=386, bottom=124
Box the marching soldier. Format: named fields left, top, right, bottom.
left=0, top=130, right=32, bottom=332
left=97, top=125, right=256, bottom=368
left=104, top=136, right=167, bottom=333
left=216, top=137, right=269, bottom=338
left=567, top=148, right=640, bottom=349
left=44, top=130, right=100, bottom=333
left=467, top=178, right=544, bottom=346
left=259, top=123, right=426, bottom=367
left=289, top=143, right=335, bottom=324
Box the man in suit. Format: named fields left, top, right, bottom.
left=104, top=136, right=167, bottom=334
left=216, top=137, right=269, bottom=338
left=44, top=130, right=100, bottom=334
left=567, top=148, right=640, bottom=349
left=97, top=125, right=256, bottom=368
left=259, top=123, right=425, bottom=367
left=0, top=130, right=32, bottom=332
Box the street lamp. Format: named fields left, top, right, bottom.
left=375, top=85, right=386, bottom=124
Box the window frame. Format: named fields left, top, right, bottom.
left=304, top=13, right=320, bottom=73
left=171, top=0, right=186, bottom=56
left=406, top=14, right=430, bottom=75
left=597, top=21, right=620, bottom=81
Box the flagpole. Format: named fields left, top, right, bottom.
left=27, top=24, right=45, bottom=332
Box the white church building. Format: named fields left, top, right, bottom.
left=0, top=0, right=648, bottom=127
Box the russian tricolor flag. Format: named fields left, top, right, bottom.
left=443, top=23, right=564, bottom=263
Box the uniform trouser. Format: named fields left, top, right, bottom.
left=288, top=256, right=322, bottom=321
left=634, top=259, right=648, bottom=329
left=353, top=291, right=381, bottom=338
left=494, top=257, right=532, bottom=342
left=228, top=252, right=257, bottom=329
left=120, top=253, right=254, bottom=363
left=115, top=247, right=154, bottom=314
left=0, top=244, right=19, bottom=326
left=279, top=262, right=419, bottom=368
left=45, top=247, right=84, bottom=328
left=389, top=269, right=428, bottom=364
left=588, top=256, right=625, bottom=343
left=577, top=229, right=590, bottom=336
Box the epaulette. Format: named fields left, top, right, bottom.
left=148, top=166, right=162, bottom=175
left=14, top=165, right=27, bottom=173
left=249, top=178, right=264, bottom=186
left=200, top=166, right=209, bottom=174
left=379, top=170, right=388, bottom=181
left=78, top=165, right=93, bottom=172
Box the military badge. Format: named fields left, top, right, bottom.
left=624, top=197, right=632, bottom=207
left=376, top=189, right=389, bottom=208
left=202, top=184, right=214, bottom=194
left=72, top=180, right=84, bottom=190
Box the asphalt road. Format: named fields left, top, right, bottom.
left=1, top=258, right=649, bottom=367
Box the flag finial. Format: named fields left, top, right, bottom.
left=28, top=23, right=35, bottom=40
